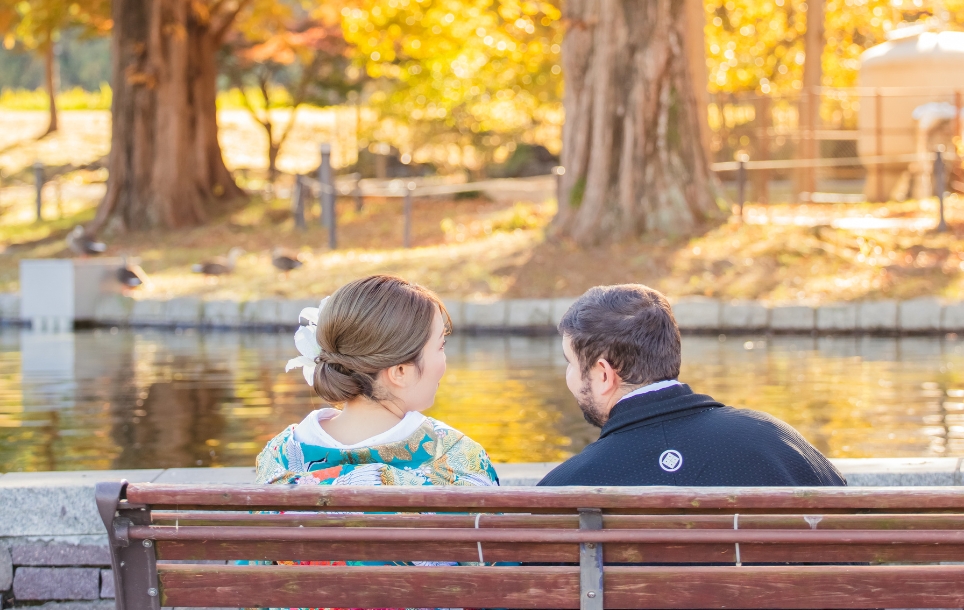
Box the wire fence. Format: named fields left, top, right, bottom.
left=709, top=86, right=964, bottom=203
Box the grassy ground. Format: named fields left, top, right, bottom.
left=2, top=180, right=964, bottom=303
left=2, top=110, right=964, bottom=303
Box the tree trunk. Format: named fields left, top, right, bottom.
left=90, top=0, right=243, bottom=233
left=684, top=0, right=712, bottom=163
left=552, top=0, right=720, bottom=245
left=796, top=0, right=824, bottom=197
left=43, top=44, right=58, bottom=135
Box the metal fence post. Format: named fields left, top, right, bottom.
left=292, top=175, right=306, bottom=230
left=737, top=157, right=747, bottom=221
left=935, top=147, right=947, bottom=232
left=403, top=182, right=415, bottom=248
left=319, top=143, right=336, bottom=249
left=33, top=162, right=44, bottom=222
left=553, top=165, right=566, bottom=207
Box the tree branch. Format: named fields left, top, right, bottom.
left=212, top=0, right=255, bottom=44
left=276, top=52, right=324, bottom=152
left=228, top=68, right=270, bottom=133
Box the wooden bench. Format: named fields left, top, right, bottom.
left=96, top=481, right=964, bottom=609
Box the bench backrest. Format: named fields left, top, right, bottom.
left=96, top=481, right=964, bottom=609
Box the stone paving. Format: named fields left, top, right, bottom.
left=2, top=292, right=964, bottom=334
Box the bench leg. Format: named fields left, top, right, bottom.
left=579, top=508, right=604, bottom=610
left=96, top=481, right=161, bottom=610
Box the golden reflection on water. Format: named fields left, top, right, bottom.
left=2, top=329, right=964, bottom=472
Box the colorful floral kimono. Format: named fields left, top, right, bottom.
left=256, top=416, right=499, bottom=487
left=254, top=416, right=498, bottom=610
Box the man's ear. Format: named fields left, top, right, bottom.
left=595, top=359, right=621, bottom=394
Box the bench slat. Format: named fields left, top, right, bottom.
left=156, top=564, right=964, bottom=609
left=151, top=511, right=964, bottom=530
left=135, top=525, right=964, bottom=544
left=128, top=484, right=964, bottom=512
left=155, top=538, right=964, bottom=563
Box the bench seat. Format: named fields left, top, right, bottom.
left=96, top=482, right=964, bottom=609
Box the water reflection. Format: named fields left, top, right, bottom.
left=3, top=328, right=964, bottom=472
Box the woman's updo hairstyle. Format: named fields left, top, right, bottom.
left=312, top=275, right=452, bottom=404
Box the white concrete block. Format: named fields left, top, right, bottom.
left=816, top=303, right=857, bottom=331
left=768, top=305, right=814, bottom=332
left=857, top=300, right=898, bottom=331
left=464, top=301, right=507, bottom=328
left=721, top=301, right=768, bottom=330
left=203, top=300, right=243, bottom=327
left=241, top=299, right=282, bottom=326
left=165, top=297, right=203, bottom=325
left=92, top=295, right=133, bottom=325
left=672, top=298, right=722, bottom=330
left=20, top=259, right=123, bottom=327
left=899, top=297, right=942, bottom=332
left=550, top=297, right=578, bottom=326
left=942, top=302, right=964, bottom=331
left=506, top=299, right=552, bottom=328
left=0, top=293, right=21, bottom=321
left=129, top=299, right=167, bottom=326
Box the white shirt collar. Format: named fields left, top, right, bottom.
left=616, top=379, right=681, bottom=404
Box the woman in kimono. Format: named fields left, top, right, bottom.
left=255, top=276, right=499, bottom=610
left=257, top=274, right=498, bottom=487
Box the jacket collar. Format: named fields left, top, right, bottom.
left=600, top=383, right=723, bottom=439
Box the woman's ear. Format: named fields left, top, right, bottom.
left=383, top=363, right=410, bottom=389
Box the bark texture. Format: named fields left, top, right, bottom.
left=91, top=0, right=244, bottom=233
left=553, top=0, right=720, bottom=245
left=43, top=44, right=58, bottom=134
left=796, top=0, right=824, bottom=196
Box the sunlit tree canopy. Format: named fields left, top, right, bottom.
left=341, top=0, right=563, bottom=164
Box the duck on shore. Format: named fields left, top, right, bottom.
left=272, top=248, right=303, bottom=274
left=116, top=256, right=151, bottom=289
left=192, top=247, right=245, bottom=276
left=66, top=226, right=107, bottom=256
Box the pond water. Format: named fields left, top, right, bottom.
left=2, top=328, right=964, bottom=472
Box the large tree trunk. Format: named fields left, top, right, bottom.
left=90, top=0, right=243, bottom=233
left=552, top=0, right=720, bottom=245
left=42, top=44, right=58, bottom=135
left=796, top=0, right=824, bottom=198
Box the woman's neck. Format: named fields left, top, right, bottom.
left=318, top=396, right=407, bottom=446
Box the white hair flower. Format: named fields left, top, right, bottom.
left=285, top=297, right=329, bottom=385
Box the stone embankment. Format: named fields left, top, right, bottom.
left=0, top=459, right=961, bottom=607
left=0, top=292, right=962, bottom=334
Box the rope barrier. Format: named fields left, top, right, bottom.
left=711, top=151, right=957, bottom=172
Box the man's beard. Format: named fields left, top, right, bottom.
left=577, top=380, right=608, bottom=428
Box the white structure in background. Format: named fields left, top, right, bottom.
left=909, top=102, right=964, bottom=199
left=20, top=258, right=123, bottom=331
left=858, top=22, right=964, bottom=201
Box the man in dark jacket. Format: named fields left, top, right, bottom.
left=538, top=284, right=845, bottom=487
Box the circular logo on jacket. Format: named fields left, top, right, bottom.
left=659, top=449, right=683, bottom=472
